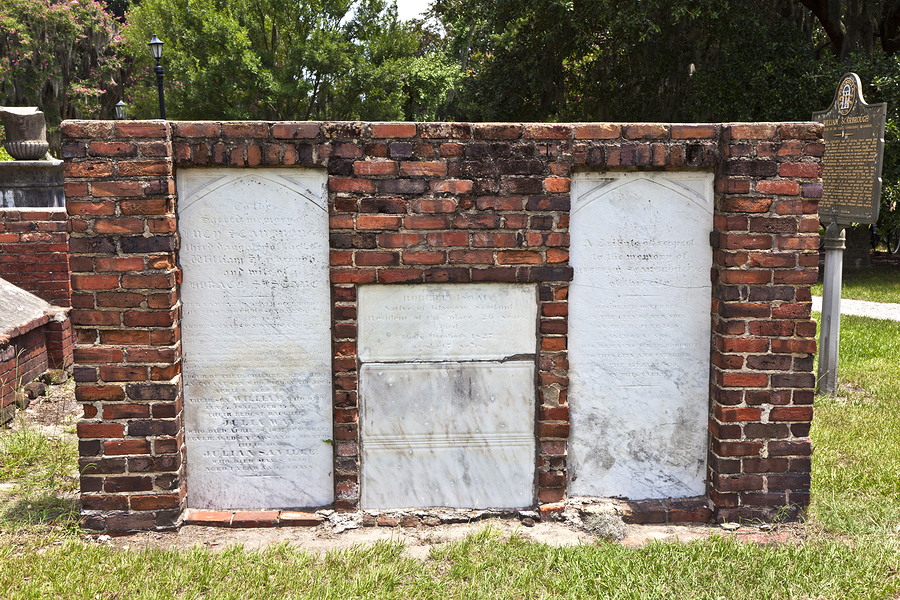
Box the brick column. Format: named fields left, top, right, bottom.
left=64, top=120, right=184, bottom=531
left=709, top=123, right=821, bottom=521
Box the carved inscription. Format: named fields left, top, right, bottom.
left=568, top=173, right=713, bottom=499
left=177, top=169, right=333, bottom=509
left=358, top=283, right=537, bottom=362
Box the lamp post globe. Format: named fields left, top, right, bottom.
left=115, top=101, right=127, bottom=121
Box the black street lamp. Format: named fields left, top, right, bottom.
left=149, top=34, right=166, bottom=119
left=115, top=101, right=127, bottom=120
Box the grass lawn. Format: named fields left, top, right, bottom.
left=2, top=280, right=900, bottom=598
left=811, top=261, right=900, bottom=303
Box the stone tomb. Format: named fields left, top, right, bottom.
left=358, top=283, right=537, bottom=509
left=568, top=172, right=714, bottom=499
left=177, top=168, right=333, bottom=509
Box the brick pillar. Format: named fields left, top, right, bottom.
left=63, top=120, right=184, bottom=531
left=709, top=123, right=821, bottom=521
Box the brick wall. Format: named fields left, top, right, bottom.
left=0, top=209, right=71, bottom=307
left=62, top=120, right=822, bottom=531
left=0, top=309, right=73, bottom=421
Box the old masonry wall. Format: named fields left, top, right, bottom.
left=61, top=120, right=822, bottom=531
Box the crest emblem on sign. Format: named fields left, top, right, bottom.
left=838, top=75, right=857, bottom=115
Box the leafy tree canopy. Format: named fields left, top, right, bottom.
left=0, top=0, right=125, bottom=148
left=122, top=0, right=460, bottom=121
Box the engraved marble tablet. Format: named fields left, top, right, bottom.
left=360, top=362, right=535, bottom=509
left=177, top=168, right=333, bottom=509
left=358, top=283, right=537, bottom=361
left=568, top=172, right=713, bottom=499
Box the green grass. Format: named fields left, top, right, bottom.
left=811, top=312, right=900, bottom=538
left=0, top=417, right=80, bottom=533
left=1, top=531, right=899, bottom=599
left=811, top=263, right=900, bottom=303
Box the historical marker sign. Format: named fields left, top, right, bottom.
left=813, top=72, right=887, bottom=225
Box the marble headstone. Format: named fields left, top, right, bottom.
left=177, top=168, right=333, bottom=509
left=568, top=172, right=713, bottom=499
left=358, top=283, right=537, bottom=509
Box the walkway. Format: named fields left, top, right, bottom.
left=811, top=296, right=900, bottom=321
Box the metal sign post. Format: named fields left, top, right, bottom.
left=812, top=73, right=887, bottom=394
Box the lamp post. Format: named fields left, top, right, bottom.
left=115, top=101, right=127, bottom=121
left=149, top=34, right=166, bottom=119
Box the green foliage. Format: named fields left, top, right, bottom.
left=122, top=0, right=460, bottom=121
left=0, top=0, right=126, bottom=145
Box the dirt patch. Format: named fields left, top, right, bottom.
left=86, top=518, right=804, bottom=557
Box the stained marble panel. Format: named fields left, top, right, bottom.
left=568, top=172, right=714, bottom=500
left=360, top=362, right=535, bottom=509
left=358, top=283, right=537, bottom=362
left=177, top=168, right=333, bottom=509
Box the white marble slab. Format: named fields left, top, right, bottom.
left=177, top=168, right=333, bottom=509
left=360, top=362, right=535, bottom=509
left=568, top=172, right=713, bottom=499
left=358, top=283, right=537, bottom=362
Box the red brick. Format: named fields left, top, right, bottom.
left=779, top=162, right=822, bottom=178
left=412, top=198, right=456, bottom=213
left=77, top=422, right=124, bottom=438
left=756, top=180, right=800, bottom=196
left=672, top=124, right=716, bottom=139
left=498, top=250, right=542, bottom=264
left=172, top=122, right=221, bottom=137
left=402, top=251, right=445, bottom=265
left=232, top=511, right=279, bottom=528
left=104, top=440, right=150, bottom=455
left=715, top=407, right=762, bottom=422
left=722, top=198, right=772, bottom=213
left=100, top=366, right=148, bottom=382
left=473, top=232, right=517, bottom=247
left=357, top=215, right=402, bottom=230
left=92, top=181, right=142, bottom=197
left=714, top=440, right=763, bottom=457
left=769, top=406, right=814, bottom=421
left=353, top=161, right=398, bottom=176
left=574, top=124, right=620, bottom=139
left=427, top=232, right=468, bottom=246
left=371, top=123, right=417, bottom=138
left=400, top=161, right=447, bottom=177
left=71, top=274, right=119, bottom=291
left=378, top=233, right=425, bottom=248
left=117, top=122, right=168, bottom=138
left=330, top=178, right=376, bottom=193
left=474, top=124, right=522, bottom=140
left=719, top=372, right=768, bottom=388
left=524, top=124, right=570, bottom=139
left=623, top=124, right=668, bottom=139
left=95, top=257, right=144, bottom=272
left=448, top=250, right=493, bottom=264
left=272, top=122, right=319, bottom=139
left=729, top=125, right=777, bottom=139
left=378, top=269, right=424, bottom=283
left=430, top=179, right=473, bottom=194
left=102, top=404, right=151, bottom=419
left=89, top=141, right=136, bottom=157
left=66, top=200, right=116, bottom=216
left=544, top=177, right=570, bottom=193
left=223, top=122, right=269, bottom=138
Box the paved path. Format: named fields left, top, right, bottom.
left=811, top=296, right=900, bottom=321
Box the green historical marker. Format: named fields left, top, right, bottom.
left=812, top=73, right=887, bottom=394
